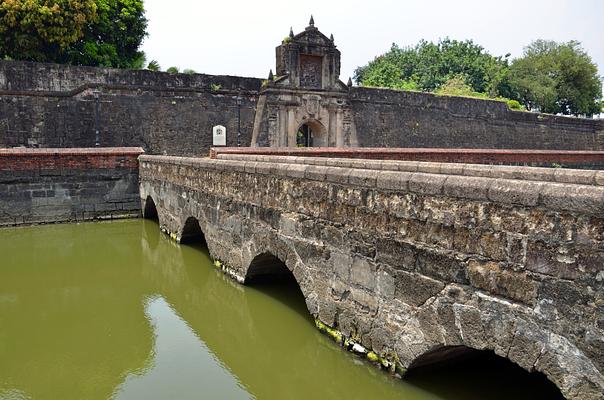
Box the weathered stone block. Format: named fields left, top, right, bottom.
left=408, top=173, right=446, bottom=195
left=375, top=238, right=416, bottom=270
left=348, top=169, right=378, bottom=187
left=488, top=179, right=541, bottom=206
left=467, top=260, right=538, bottom=305
left=350, top=257, right=377, bottom=290
left=394, top=270, right=444, bottom=307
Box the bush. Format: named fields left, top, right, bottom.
left=166, top=66, right=179, bottom=74
left=506, top=99, right=523, bottom=110
left=147, top=60, right=160, bottom=71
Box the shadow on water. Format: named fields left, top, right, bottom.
left=244, top=252, right=314, bottom=322
left=405, top=348, right=566, bottom=400
left=246, top=277, right=315, bottom=324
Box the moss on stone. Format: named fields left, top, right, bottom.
left=315, top=319, right=343, bottom=344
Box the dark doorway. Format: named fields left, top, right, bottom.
left=296, top=124, right=313, bottom=147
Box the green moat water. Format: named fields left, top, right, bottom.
left=0, top=220, right=563, bottom=400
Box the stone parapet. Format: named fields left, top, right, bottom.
left=215, top=153, right=604, bottom=186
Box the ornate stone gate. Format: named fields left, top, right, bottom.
left=251, top=17, right=358, bottom=148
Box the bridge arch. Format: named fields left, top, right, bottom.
left=243, top=234, right=318, bottom=317
left=245, top=252, right=296, bottom=284
left=180, top=216, right=207, bottom=247
left=143, top=195, right=158, bottom=221
left=390, top=301, right=602, bottom=400
left=406, top=345, right=565, bottom=399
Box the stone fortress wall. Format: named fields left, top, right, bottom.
left=350, top=87, right=604, bottom=150
left=1, top=60, right=602, bottom=156
left=0, top=60, right=262, bottom=156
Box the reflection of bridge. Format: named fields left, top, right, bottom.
left=139, top=154, right=604, bottom=400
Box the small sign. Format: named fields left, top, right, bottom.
left=213, top=125, right=226, bottom=146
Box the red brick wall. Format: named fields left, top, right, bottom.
left=210, top=147, right=604, bottom=168
left=0, top=147, right=144, bottom=171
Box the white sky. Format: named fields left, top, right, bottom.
left=141, top=0, right=604, bottom=84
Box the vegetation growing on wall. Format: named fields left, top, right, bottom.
left=0, top=0, right=147, bottom=69
left=355, top=38, right=602, bottom=116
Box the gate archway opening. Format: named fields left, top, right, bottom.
left=295, top=120, right=327, bottom=147
left=405, top=346, right=564, bottom=400
left=180, top=216, right=207, bottom=248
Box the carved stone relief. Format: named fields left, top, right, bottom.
left=299, top=55, right=322, bottom=88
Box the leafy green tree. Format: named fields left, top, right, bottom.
left=354, top=39, right=512, bottom=97
left=147, top=59, right=160, bottom=71
left=0, top=0, right=98, bottom=62
left=166, top=66, right=179, bottom=74
left=0, top=0, right=146, bottom=68
left=64, top=0, right=147, bottom=68
left=509, top=40, right=602, bottom=115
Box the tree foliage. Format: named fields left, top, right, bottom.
left=64, top=0, right=147, bottom=68
left=355, top=38, right=602, bottom=116
left=509, top=40, right=602, bottom=115
left=354, top=39, right=512, bottom=97
left=0, top=0, right=98, bottom=61
left=0, top=0, right=147, bottom=68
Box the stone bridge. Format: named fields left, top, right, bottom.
left=139, top=154, right=604, bottom=400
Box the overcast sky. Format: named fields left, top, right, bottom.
left=141, top=0, right=604, bottom=84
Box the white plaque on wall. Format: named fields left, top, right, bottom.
left=212, top=125, right=226, bottom=146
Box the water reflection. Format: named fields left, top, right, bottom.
left=114, top=297, right=249, bottom=400
left=0, top=220, right=562, bottom=400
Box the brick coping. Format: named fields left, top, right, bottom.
left=0, top=147, right=145, bottom=156
left=210, top=147, right=604, bottom=165
left=212, top=147, right=604, bottom=156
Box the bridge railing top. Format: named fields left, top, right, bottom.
left=213, top=153, right=604, bottom=187
left=139, top=155, right=604, bottom=215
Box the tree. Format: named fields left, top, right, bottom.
left=166, top=66, right=179, bottom=74
left=63, top=0, right=147, bottom=68
left=147, top=60, right=160, bottom=71
left=509, top=40, right=602, bottom=115
left=0, top=0, right=147, bottom=68
left=182, top=68, right=196, bottom=75
left=354, top=39, right=512, bottom=97
left=0, top=0, right=98, bottom=62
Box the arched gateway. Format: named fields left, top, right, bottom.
left=250, top=17, right=358, bottom=148
left=296, top=120, right=328, bottom=147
